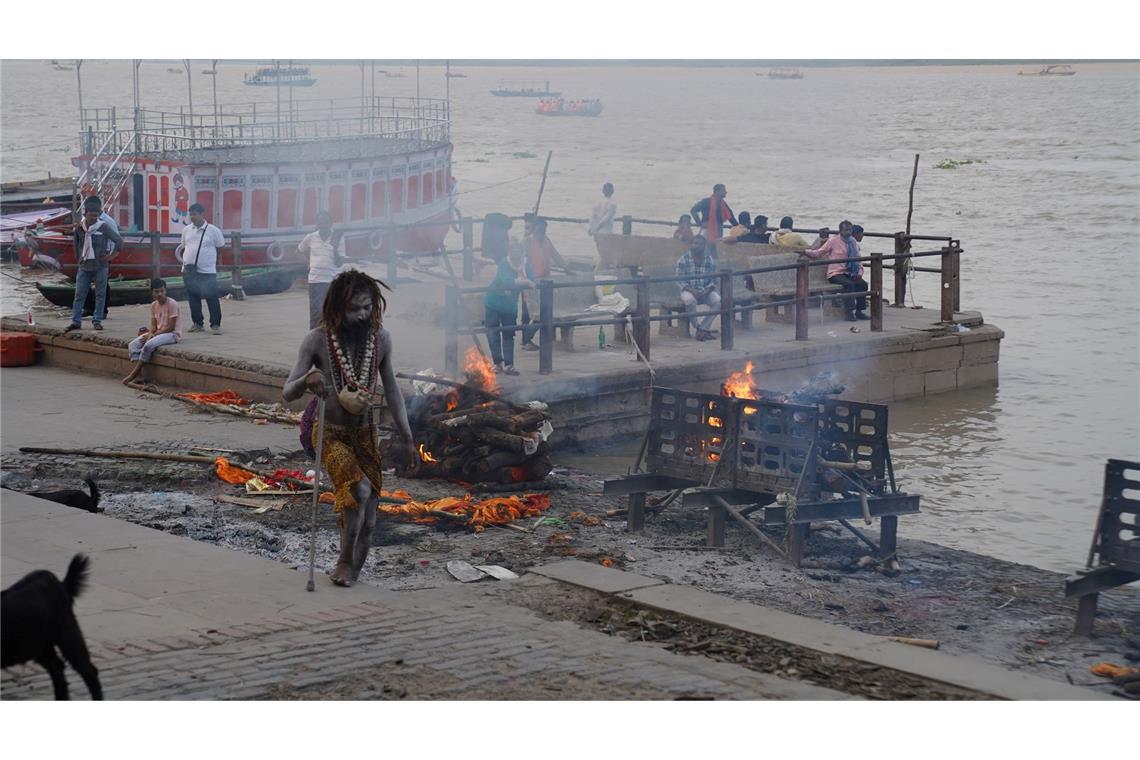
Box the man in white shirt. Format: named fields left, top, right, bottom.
left=179, top=202, right=227, bottom=334
left=298, top=211, right=345, bottom=328
left=588, top=182, right=617, bottom=236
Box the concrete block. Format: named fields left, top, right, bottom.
left=923, top=369, right=958, bottom=394
left=893, top=372, right=925, bottom=399
left=911, top=346, right=963, bottom=373
left=962, top=340, right=1000, bottom=366
left=959, top=324, right=1005, bottom=344
left=532, top=560, right=666, bottom=594
left=957, top=362, right=999, bottom=389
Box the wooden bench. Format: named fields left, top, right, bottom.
left=746, top=252, right=846, bottom=323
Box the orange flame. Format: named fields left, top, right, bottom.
left=419, top=444, right=439, bottom=463
left=708, top=416, right=724, bottom=428
left=463, top=347, right=499, bottom=393
left=723, top=360, right=759, bottom=400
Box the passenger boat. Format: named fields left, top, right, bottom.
left=766, top=68, right=804, bottom=79
left=243, top=65, right=317, bottom=87
left=1019, top=64, right=1076, bottom=76
left=490, top=80, right=560, bottom=98
left=535, top=98, right=602, bottom=117
left=23, top=92, right=455, bottom=281
left=1, top=208, right=72, bottom=262
left=35, top=266, right=306, bottom=309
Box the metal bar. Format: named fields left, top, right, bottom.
left=444, top=284, right=459, bottom=377
left=795, top=262, right=809, bottom=340
left=837, top=518, right=881, bottom=554
left=719, top=269, right=734, bottom=350
left=870, top=253, right=883, bottom=331
left=880, top=515, right=899, bottom=559
left=1064, top=566, right=1140, bottom=598
left=940, top=246, right=955, bottom=322
left=603, top=474, right=697, bottom=496
left=538, top=279, right=554, bottom=374
left=1075, top=594, right=1098, bottom=637
left=713, top=495, right=788, bottom=560
left=230, top=232, right=245, bottom=300
left=150, top=231, right=161, bottom=280
left=628, top=492, right=646, bottom=532
left=707, top=500, right=726, bottom=548
left=763, top=494, right=920, bottom=525
left=634, top=276, right=650, bottom=362
left=461, top=217, right=474, bottom=281
left=621, top=215, right=633, bottom=236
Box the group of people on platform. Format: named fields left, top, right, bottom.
left=673, top=184, right=871, bottom=340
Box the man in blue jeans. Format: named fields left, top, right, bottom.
left=180, top=203, right=226, bottom=334
left=64, top=197, right=123, bottom=333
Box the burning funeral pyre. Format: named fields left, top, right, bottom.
left=386, top=349, right=554, bottom=485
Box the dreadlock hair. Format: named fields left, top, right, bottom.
left=320, top=270, right=391, bottom=335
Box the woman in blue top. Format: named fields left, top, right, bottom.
left=483, top=247, right=535, bottom=375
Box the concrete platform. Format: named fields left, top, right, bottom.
left=3, top=262, right=1002, bottom=447
left=532, top=560, right=1110, bottom=701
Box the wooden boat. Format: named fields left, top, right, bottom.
left=535, top=98, right=602, bottom=117
left=766, top=68, right=804, bottom=79
left=35, top=266, right=305, bottom=309
left=490, top=80, right=560, bottom=98
left=1019, top=64, right=1076, bottom=76
left=24, top=90, right=454, bottom=280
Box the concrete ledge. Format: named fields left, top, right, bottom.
left=533, top=560, right=1111, bottom=701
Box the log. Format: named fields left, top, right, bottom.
left=885, top=636, right=940, bottom=650
left=472, top=428, right=536, bottom=454
left=476, top=449, right=530, bottom=474
left=19, top=447, right=216, bottom=464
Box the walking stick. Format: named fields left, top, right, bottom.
left=306, top=391, right=328, bottom=592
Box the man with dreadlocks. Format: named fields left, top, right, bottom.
left=283, top=270, right=417, bottom=587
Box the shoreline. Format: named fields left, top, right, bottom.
left=3, top=450, right=1136, bottom=692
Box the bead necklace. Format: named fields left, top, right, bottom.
left=326, top=329, right=377, bottom=395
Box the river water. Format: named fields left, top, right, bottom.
left=1, top=60, right=1137, bottom=572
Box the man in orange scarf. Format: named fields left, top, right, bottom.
left=690, top=184, right=737, bottom=256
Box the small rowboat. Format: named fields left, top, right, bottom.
left=35, top=266, right=305, bottom=311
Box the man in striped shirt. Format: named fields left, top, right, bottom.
left=675, top=234, right=721, bottom=341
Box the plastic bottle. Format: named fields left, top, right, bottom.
left=598, top=325, right=605, bottom=349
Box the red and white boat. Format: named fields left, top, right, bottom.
left=22, top=95, right=456, bottom=280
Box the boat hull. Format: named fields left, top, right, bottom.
left=36, top=267, right=306, bottom=311
left=22, top=209, right=451, bottom=281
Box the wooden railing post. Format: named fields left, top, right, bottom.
left=719, top=269, right=734, bottom=350
left=621, top=215, right=633, bottom=236
left=538, top=279, right=554, bottom=375
left=634, top=275, right=650, bottom=362
left=444, top=285, right=459, bottom=377
left=230, top=232, right=244, bottom=300
left=795, top=262, right=809, bottom=341
left=150, top=231, right=161, bottom=281
left=893, top=232, right=908, bottom=307
left=940, top=246, right=955, bottom=323
left=461, top=216, right=474, bottom=281
left=870, top=253, right=883, bottom=332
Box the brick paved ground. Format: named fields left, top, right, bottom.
left=1, top=580, right=847, bottom=700
left=0, top=493, right=845, bottom=700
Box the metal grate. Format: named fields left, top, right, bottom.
left=736, top=398, right=819, bottom=496
left=819, top=399, right=890, bottom=483
left=646, top=388, right=734, bottom=486
left=1097, top=459, right=1140, bottom=573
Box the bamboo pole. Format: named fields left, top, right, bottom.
left=533, top=150, right=553, bottom=215
left=905, top=153, right=920, bottom=237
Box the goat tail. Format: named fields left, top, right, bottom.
left=62, top=554, right=90, bottom=600
left=84, top=477, right=100, bottom=510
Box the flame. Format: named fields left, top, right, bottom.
left=419, top=444, right=439, bottom=463
left=445, top=391, right=459, bottom=412
left=708, top=452, right=721, bottom=462
left=463, top=347, right=499, bottom=393
left=708, top=416, right=724, bottom=428
left=723, top=360, right=760, bottom=400
left=509, top=466, right=529, bottom=483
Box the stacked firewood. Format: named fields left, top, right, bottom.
left=386, top=374, right=554, bottom=485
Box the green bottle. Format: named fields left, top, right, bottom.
left=598, top=325, right=605, bottom=349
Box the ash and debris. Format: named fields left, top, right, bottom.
left=3, top=448, right=1137, bottom=693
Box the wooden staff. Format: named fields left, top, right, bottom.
left=19, top=447, right=215, bottom=464
left=886, top=636, right=939, bottom=650
left=533, top=150, right=553, bottom=215
left=905, top=153, right=920, bottom=237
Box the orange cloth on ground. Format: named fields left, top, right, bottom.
left=1090, top=662, right=1138, bottom=678
left=215, top=457, right=256, bottom=485
left=179, top=389, right=251, bottom=405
